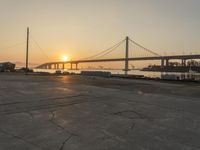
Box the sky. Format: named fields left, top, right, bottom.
left=0, top=0, right=200, bottom=67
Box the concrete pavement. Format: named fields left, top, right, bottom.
left=0, top=74, right=200, bottom=150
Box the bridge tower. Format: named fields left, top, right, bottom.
left=124, top=36, right=130, bottom=75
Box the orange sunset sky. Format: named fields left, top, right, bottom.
left=0, top=0, right=200, bottom=68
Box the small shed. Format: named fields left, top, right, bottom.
left=0, top=62, right=16, bottom=72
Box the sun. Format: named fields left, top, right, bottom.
left=62, top=55, right=69, bottom=62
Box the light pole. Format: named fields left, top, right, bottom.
left=25, top=27, right=29, bottom=73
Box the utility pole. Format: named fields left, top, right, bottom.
left=26, top=27, right=29, bottom=73
left=124, top=36, right=129, bottom=76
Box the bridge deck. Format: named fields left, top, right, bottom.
left=37, top=54, right=200, bottom=68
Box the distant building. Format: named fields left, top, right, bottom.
left=0, top=62, right=15, bottom=72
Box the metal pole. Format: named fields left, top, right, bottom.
left=26, top=27, right=29, bottom=73
left=125, top=36, right=129, bottom=76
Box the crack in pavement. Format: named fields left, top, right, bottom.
left=101, top=129, right=127, bottom=143
left=58, top=135, right=73, bottom=150
left=0, top=95, right=110, bottom=116
left=0, top=128, right=49, bottom=150
left=130, top=123, right=135, bottom=130
left=49, top=111, right=77, bottom=136
left=126, top=99, right=200, bottom=116
left=49, top=111, right=77, bottom=150
left=0, top=94, right=87, bottom=106
left=26, top=111, right=34, bottom=119
left=112, top=110, right=150, bottom=120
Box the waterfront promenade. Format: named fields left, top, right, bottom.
left=0, top=74, right=200, bottom=150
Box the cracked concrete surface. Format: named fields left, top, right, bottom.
left=0, top=74, right=200, bottom=150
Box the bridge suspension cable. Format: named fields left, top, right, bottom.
left=0, top=41, right=25, bottom=51
left=129, top=38, right=161, bottom=57
left=82, top=39, right=125, bottom=60
left=30, top=35, right=51, bottom=61
left=80, top=37, right=160, bottom=60
left=91, top=39, right=125, bottom=60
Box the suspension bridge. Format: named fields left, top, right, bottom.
left=36, top=36, right=200, bottom=75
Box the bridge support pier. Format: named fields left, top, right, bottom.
left=75, top=63, right=78, bottom=70
left=182, top=59, right=186, bottom=66
left=69, top=63, right=78, bottom=70
left=70, top=63, right=73, bottom=70
left=161, top=59, right=164, bottom=68
left=62, top=63, right=65, bottom=69
left=54, top=64, right=58, bottom=69
left=48, top=64, right=52, bottom=69
left=166, top=59, right=169, bottom=67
